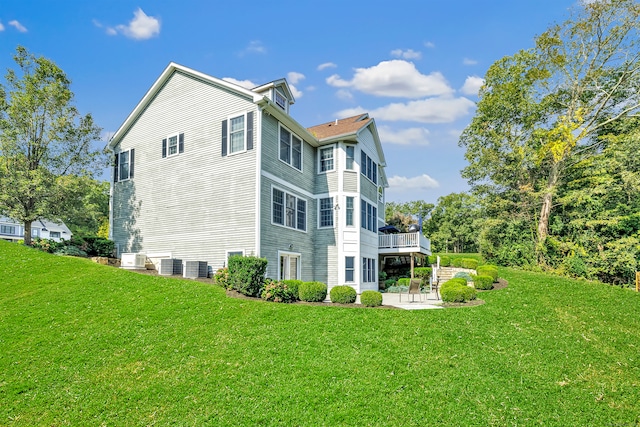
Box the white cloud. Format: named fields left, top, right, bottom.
left=424, top=41, right=435, bottom=48
left=317, top=62, right=337, bottom=71
left=243, top=40, right=266, bottom=55
left=335, top=89, right=354, bottom=101
left=101, top=130, right=116, bottom=142
left=378, top=125, right=430, bottom=146
left=326, top=60, right=453, bottom=98
left=463, top=57, right=478, bottom=66
left=107, top=8, right=160, bottom=40
left=286, top=72, right=305, bottom=98
left=287, top=72, right=305, bottom=85
left=388, top=174, right=440, bottom=192
left=222, top=77, right=257, bottom=89
left=391, top=48, right=422, bottom=60
left=460, top=75, right=484, bottom=96
left=8, top=20, right=27, bottom=33
left=336, top=96, right=475, bottom=124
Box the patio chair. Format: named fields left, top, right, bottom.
left=429, top=276, right=441, bottom=300
left=400, top=278, right=423, bottom=303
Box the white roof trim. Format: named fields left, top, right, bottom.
left=108, top=62, right=265, bottom=150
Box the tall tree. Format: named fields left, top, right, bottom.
left=423, top=193, right=481, bottom=253
left=461, top=0, right=640, bottom=259
left=0, top=46, right=103, bottom=244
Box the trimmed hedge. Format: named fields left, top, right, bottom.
left=477, top=265, right=499, bottom=282
left=361, top=290, right=383, bottom=307
left=441, top=279, right=477, bottom=303
left=414, top=267, right=432, bottom=281
left=472, top=275, right=494, bottom=290
left=440, top=256, right=451, bottom=267
left=261, top=280, right=297, bottom=303
left=282, top=279, right=303, bottom=299
left=299, top=281, right=327, bottom=302
left=428, top=255, right=438, bottom=265
left=461, top=258, right=479, bottom=269
left=330, top=286, right=357, bottom=304
left=228, top=255, right=268, bottom=297
left=397, top=278, right=410, bottom=287
left=453, top=271, right=473, bottom=282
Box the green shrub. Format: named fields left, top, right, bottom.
left=472, top=275, right=494, bottom=290
left=449, top=277, right=468, bottom=286
left=428, top=255, right=437, bottom=265
left=414, top=267, right=432, bottom=281
left=440, top=256, right=451, bottom=267
left=31, top=238, right=62, bottom=253
left=477, top=265, right=499, bottom=282
left=441, top=279, right=477, bottom=303
left=452, top=258, right=463, bottom=267
left=282, top=279, right=302, bottom=299
left=461, top=258, right=479, bottom=270
left=299, top=281, right=327, bottom=302
left=453, top=272, right=473, bottom=282
left=227, top=255, right=268, bottom=297
left=382, top=278, right=396, bottom=289
left=360, top=290, right=383, bottom=307
left=54, top=245, right=88, bottom=257
left=330, top=285, right=357, bottom=304
left=378, top=271, right=387, bottom=281
left=261, top=280, right=297, bottom=303
left=397, top=278, right=410, bottom=287
left=213, top=268, right=230, bottom=289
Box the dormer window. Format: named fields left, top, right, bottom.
left=275, top=90, right=287, bottom=111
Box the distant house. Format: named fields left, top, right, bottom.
left=0, top=217, right=72, bottom=242
left=108, top=63, right=430, bottom=291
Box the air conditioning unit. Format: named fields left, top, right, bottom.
left=184, top=261, right=208, bottom=278
left=158, top=258, right=183, bottom=276
left=120, top=253, right=146, bottom=269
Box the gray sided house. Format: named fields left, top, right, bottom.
left=108, top=63, right=429, bottom=292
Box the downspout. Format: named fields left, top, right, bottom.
left=254, top=106, right=263, bottom=258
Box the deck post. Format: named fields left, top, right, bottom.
left=410, top=252, right=415, bottom=279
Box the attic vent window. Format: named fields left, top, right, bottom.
left=275, top=91, right=287, bottom=110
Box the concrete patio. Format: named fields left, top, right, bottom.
left=356, top=290, right=443, bottom=310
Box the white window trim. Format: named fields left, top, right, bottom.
left=345, top=144, right=355, bottom=171
left=277, top=250, right=301, bottom=281
left=271, top=185, right=308, bottom=233
left=274, top=89, right=288, bottom=112
left=278, top=124, right=303, bottom=172
left=226, top=249, right=245, bottom=259
left=227, top=113, right=248, bottom=156
left=119, top=149, right=132, bottom=181
left=345, top=196, right=355, bottom=228
left=318, top=145, right=335, bottom=174
left=318, top=196, right=335, bottom=229
left=165, top=132, right=181, bottom=158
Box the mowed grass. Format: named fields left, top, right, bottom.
left=1, top=242, right=640, bottom=426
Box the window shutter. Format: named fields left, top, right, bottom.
left=129, top=149, right=135, bottom=179
left=162, top=138, right=167, bottom=158
left=221, top=119, right=228, bottom=156
left=114, top=154, right=119, bottom=183
left=246, top=112, right=254, bottom=150
left=178, top=133, right=184, bottom=154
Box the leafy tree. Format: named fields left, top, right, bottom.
left=460, top=0, right=640, bottom=261
left=0, top=46, right=103, bottom=244
left=385, top=200, right=434, bottom=232
left=58, top=177, right=110, bottom=236
left=423, top=193, right=480, bottom=253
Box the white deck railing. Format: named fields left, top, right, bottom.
left=379, top=232, right=430, bottom=253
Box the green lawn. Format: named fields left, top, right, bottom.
left=1, top=241, right=639, bottom=426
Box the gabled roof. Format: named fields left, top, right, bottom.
left=307, top=114, right=371, bottom=140
left=108, top=62, right=265, bottom=150
left=252, top=79, right=296, bottom=105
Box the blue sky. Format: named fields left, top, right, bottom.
left=1, top=0, right=578, bottom=205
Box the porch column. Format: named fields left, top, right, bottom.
left=410, top=252, right=415, bottom=279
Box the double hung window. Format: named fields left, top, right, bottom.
left=279, top=126, right=302, bottom=170
left=272, top=188, right=306, bottom=231
left=319, top=147, right=334, bottom=173
left=319, top=197, right=334, bottom=228
left=115, top=148, right=135, bottom=182
left=362, top=258, right=376, bottom=283
left=229, top=115, right=245, bottom=154
left=361, top=199, right=377, bottom=233
left=360, top=151, right=377, bottom=184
